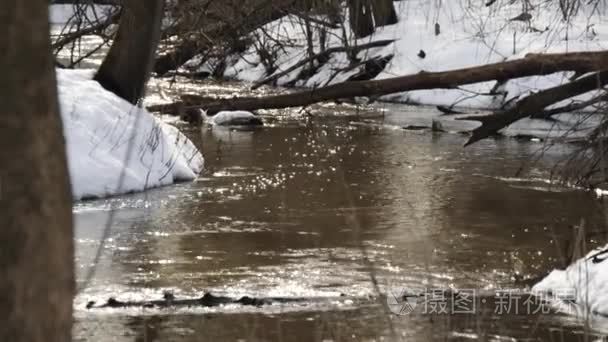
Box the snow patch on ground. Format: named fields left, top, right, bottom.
left=57, top=69, right=204, bottom=200
left=533, top=245, right=608, bottom=317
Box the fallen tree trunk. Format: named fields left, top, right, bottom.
left=148, top=50, right=608, bottom=115
left=462, top=70, right=608, bottom=146
left=86, top=292, right=323, bottom=309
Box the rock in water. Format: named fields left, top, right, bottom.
left=208, top=111, right=264, bottom=126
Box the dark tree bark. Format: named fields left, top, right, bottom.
left=0, top=0, right=74, bottom=341
left=94, top=0, right=164, bottom=104
left=371, top=0, right=398, bottom=27
left=154, top=39, right=202, bottom=76
left=348, top=0, right=375, bottom=38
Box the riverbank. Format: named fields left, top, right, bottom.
left=50, top=2, right=608, bottom=142
left=160, top=0, right=608, bottom=142
left=211, top=0, right=608, bottom=109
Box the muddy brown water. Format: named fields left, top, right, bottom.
left=71, top=79, right=608, bottom=341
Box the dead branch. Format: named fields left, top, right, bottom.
left=147, top=50, right=608, bottom=117
left=52, top=12, right=118, bottom=51
left=251, top=39, right=394, bottom=89
left=437, top=105, right=465, bottom=115
left=461, top=70, right=608, bottom=146
left=86, top=292, right=345, bottom=309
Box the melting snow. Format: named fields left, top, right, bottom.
left=57, top=69, right=204, bottom=200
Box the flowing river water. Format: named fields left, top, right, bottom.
left=71, top=76, right=608, bottom=341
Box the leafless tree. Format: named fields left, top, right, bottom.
left=94, top=0, right=164, bottom=104
left=0, top=0, right=74, bottom=341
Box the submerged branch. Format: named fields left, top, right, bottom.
left=531, top=92, right=608, bottom=119
left=86, top=292, right=346, bottom=309
left=461, top=71, right=608, bottom=146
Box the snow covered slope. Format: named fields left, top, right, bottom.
left=219, top=0, right=608, bottom=109
left=533, top=245, right=608, bottom=317
left=57, top=69, right=204, bottom=200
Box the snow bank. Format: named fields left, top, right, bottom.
left=57, top=69, right=204, bottom=200
left=533, top=245, right=608, bottom=317
left=219, top=0, right=608, bottom=110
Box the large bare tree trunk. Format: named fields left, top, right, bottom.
left=348, top=0, right=375, bottom=38
left=95, top=0, right=164, bottom=104
left=371, top=0, right=398, bottom=27
left=0, top=1, right=74, bottom=341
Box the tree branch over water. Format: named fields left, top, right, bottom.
left=149, top=50, right=608, bottom=143
left=460, top=70, right=608, bottom=146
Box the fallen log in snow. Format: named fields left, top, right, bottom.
left=149, top=50, right=608, bottom=125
